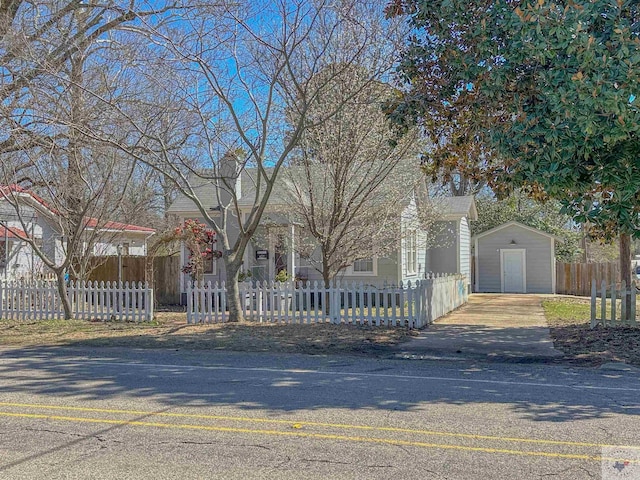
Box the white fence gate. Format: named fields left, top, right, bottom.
left=187, top=274, right=468, bottom=328
left=0, top=280, right=154, bottom=322
left=590, top=279, right=637, bottom=328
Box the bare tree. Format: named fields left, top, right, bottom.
left=282, top=65, right=425, bottom=287
left=0, top=1, right=177, bottom=318
left=0, top=2, right=178, bottom=160
left=90, top=0, right=407, bottom=321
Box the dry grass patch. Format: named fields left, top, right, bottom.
left=542, top=297, right=640, bottom=367
left=0, top=312, right=416, bottom=357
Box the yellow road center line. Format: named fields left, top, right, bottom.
left=0, top=401, right=637, bottom=451
left=1, top=411, right=637, bottom=464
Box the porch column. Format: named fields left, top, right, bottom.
left=268, top=233, right=274, bottom=281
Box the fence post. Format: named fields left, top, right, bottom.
left=631, top=284, right=637, bottom=326
left=621, top=281, right=627, bottom=324
left=590, top=279, right=597, bottom=329
left=186, top=282, right=192, bottom=323
left=333, top=280, right=340, bottom=324
left=611, top=282, right=617, bottom=326
left=147, top=283, right=154, bottom=322
left=600, top=280, right=606, bottom=328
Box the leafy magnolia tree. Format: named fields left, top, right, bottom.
left=391, top=0, right=640, bottom=290
left=419, top=102, right=500, bottom=197
left=284, top=65, right=423, bottom=287
left=385, top=0, right=503, bottom=197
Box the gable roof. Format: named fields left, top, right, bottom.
left=0, top=185, right=155, bottom=235
left=472, top=221, right=564, bottom=242
left=167, top=169, right=289, bottom=214
left=439, top=196, right=478, bottom=221
left=169, top=168, right=446, bottom=216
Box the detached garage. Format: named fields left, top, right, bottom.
left=473, top=221, right=562, bottom=294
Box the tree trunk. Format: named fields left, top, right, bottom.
left=620, top=233, right=632, bottom=320
left=55, top=269, right=73, bottom=320
left=225, top=260, right=244, bottom=322
left=322, top=253, right=331, bottom=316
left=620, top=233, right=635, bottom=320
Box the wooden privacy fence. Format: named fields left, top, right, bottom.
left=87, top=255, right=181, bottom=305
left=0, top=280, right=154, bottom=321
left=153, top=255, right=181, bottom=305
left=556, top=262, right=619, bottom=296
left=86, top=256, right=148, bottom=283
left=590, top=279, right=637, bottom=328
left=187, top=274, right=468, bottom=328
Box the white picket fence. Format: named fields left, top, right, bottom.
left=0, top=280, right=154, bottom=322
left=590, top=279, right=638, bottom=328
left=187, top=274, right=468, bottom=328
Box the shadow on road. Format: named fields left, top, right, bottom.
left=0, top=345, right=637, bottom=424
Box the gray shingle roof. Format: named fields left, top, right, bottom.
left=438, top=196, right=478, bottom=220
left=168, top=169, right=475, bottom=221
left=167, top=169, right=285, bottom=213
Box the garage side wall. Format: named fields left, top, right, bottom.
left=477, top=225, right=553, bottom=294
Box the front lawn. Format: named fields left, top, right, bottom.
left=0, top=312, right=415, bottom=357
left=542, top=297, right=640, bottom=367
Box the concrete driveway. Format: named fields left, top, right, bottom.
left=396, top=294, right=564, bottom=362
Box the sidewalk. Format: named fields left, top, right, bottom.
left=394, top=294, right=564, bottom=363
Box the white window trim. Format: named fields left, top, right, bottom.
left=344, top=257, right=378, bottom=276
left=406, top=230, right=417, bottom=276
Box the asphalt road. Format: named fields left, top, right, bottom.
left=0, top=346, right=638, bottom=479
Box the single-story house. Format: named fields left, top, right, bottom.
left=167, top=168, right=477, bottom=300
left=473, top=221, right=562, bottom=294
left=0, top=185, right=155, bottom=281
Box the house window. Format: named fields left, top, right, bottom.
left=345, top=257, right=377, bottom=276
left=353, top=258, right=374, bottom=273
left=0, top=241, right=6, bottom=267
left=203, top=258, right=216, bottom=275
left=121, top=243, right=130, bottom=256
left=203, top=241, right=217, bottom=275
left=406, top=230, right=417, bottom=275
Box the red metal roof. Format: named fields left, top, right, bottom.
left=1, top=185, right=155, bottom=235
left=0, top=225, right=29, bottom=240
left=84, top=218, right=156, bottom=233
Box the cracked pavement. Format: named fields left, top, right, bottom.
left=0, top=346, right=638, bottom=479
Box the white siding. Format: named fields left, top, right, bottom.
left=476, top=224, right=554, bottom=294
left=458, top=217, right=471, bottom=287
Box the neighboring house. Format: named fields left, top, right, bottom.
left=167, top=169, right=477, bottom=299
left=473, top=221, right=562, bottom=294
left=0, top=185, right=155, bottom=281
